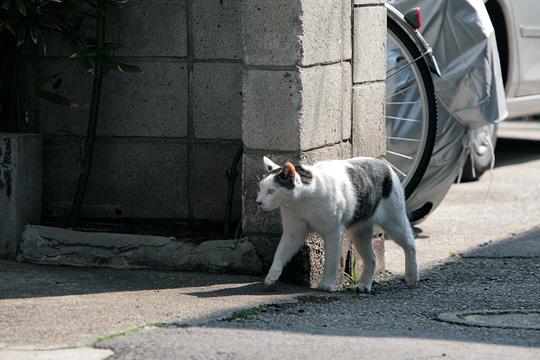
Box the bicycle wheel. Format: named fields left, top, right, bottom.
left=385, top=17, right=437, bottom=199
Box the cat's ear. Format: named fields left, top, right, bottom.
left=263, top=156, right=280, bottom=172
left=280, top=162, right=296, bottom=178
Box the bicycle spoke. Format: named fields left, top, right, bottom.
left=386, top=51, right=431, bottom=80
left=386, top=101, right=419, bottom=105
left=385, top=82, right=417, bottom=99
left=386, top=150, right=413, bottom=160
left=386, top=16, right=437, bottom=198
left=386, top=115, right=422, bottom=123
left=387, top=136, right=421, bottom=142
left=386, top=160, right=407, bottom=177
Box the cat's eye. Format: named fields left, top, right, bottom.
left=267, top=189, right=275, bottom=195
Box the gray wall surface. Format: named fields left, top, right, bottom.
left=39, top=0, right=386, bottom=240
left=40, top=0, right=242, bottom=223
left=240, top=0, right=387, bottom=283
left=0, top=134, right=42, bottom=258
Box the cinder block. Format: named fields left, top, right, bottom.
left=107, top=0, right=188, bottom=57
left=342, top=61, right=352, bottom=141
left=353, top=0, right=386, bottom=5
left=43, top=0, right=188, bottom=57
left=241, top=150, right=299, bottom=235
left=300, top=0, right=344, bottom=65
left=343, top=0, right=352, bottom=61
left=192, top=0, right=242, bottom=60
left=242, top=0, right=344, bottom=66
left=242, top=143, right=351, bottom=235
left=0, top=134, right=41, bottom=259
left=352, top=82, right=386, bottom=157
left=353, top=5, right=386, bottom=83
left=38, top=60, right=91, bottom=136
left=100, top=61, right=189, bottom=137
left=298, top=63, right=344, bottom=151
left=190, top=142, right=242, bottom=222
left=40, top=60, right=189, bottom=138
left=243, top=65, right=348, bottom=152
left=241, top=0, right=301, bottom=66
left=193, top=63, right=242, bottom=140
left=42, top=136, right=188, bottom=219
left=242, top=70, right=301, bottom=151
left=300, top=142, right=352, bottom=164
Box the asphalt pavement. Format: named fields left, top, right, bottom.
left=2, top=126, right=540, bottom=359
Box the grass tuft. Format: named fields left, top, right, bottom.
left=226, top=307, right=263, bottom=321
left=90, top=327, right=141, bottom=347
left=150, top=322, right=190, bottom=329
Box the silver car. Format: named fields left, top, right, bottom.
left=491, top=0, right=540, bottom=118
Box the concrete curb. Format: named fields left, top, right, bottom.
left=18, top=225, right=262, bottom=274
left=0, top=347, right=113, bottom=360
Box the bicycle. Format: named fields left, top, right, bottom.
left=384, top=4, right=439, bottom=219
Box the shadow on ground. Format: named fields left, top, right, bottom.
left=0, top=261, right=277, bottom=300
left=495, top=137, right=540, bottom=168
left=196, top=226, right=540, bottom=348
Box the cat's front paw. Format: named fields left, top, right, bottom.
left=264, top=269, right=281, bottom=287
left=317, top=282, right=337, bottom=292
left=405, top=272, right=419, bottom=288
left=351, top=282, right=372, bottom=293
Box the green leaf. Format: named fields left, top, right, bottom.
left=115, top=62, right=142, bottom=73
left=2, top=0, right=13, bottom=11
left=0, top=22, right=16, bottom=36
left=15, top=0, right=26, bottom=15
left=16, top=23, right=27, bottom=46
left=30, top=25, right=38, bottom=44
left=39, top=90, right=78, bottom=108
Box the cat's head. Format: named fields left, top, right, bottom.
left=256, top=156, right=299, bottom=211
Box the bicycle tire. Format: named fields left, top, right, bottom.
left=386, top=17, right=438, bottom=199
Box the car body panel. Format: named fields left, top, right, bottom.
left=510, top=0, right=540, bottom=97
left=494, top=0, right=540, bottom=116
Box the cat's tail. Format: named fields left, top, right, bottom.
left=407, top=202, right=433, bottom=224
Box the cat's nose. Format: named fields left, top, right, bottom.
left=256, top=200, right=262, bottom=206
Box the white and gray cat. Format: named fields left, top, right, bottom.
left=256, top=156, right=418, bottom=292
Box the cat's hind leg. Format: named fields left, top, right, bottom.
left=376, top=196, right=419, bottom=287
left=349, top=224, right=376, bottom=293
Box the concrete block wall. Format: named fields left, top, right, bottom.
left=33, top=0, right=387, bottom=282
left=40, top=0, right=243, bottom=223
left=238, top=0, right=386, bottom=285
left=241, top=0, right=387, bottom=284
left=241, top=0, right=387, bottom=236
left=352, top=0, right=387, bottom=157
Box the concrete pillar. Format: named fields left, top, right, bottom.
left=240, top=0, right=386, bottom=287
left=352, top=0, right=387, bottom=158
left=0, top=134, right=42, bottom=259
left=352, top=0, right=388, bottom=273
